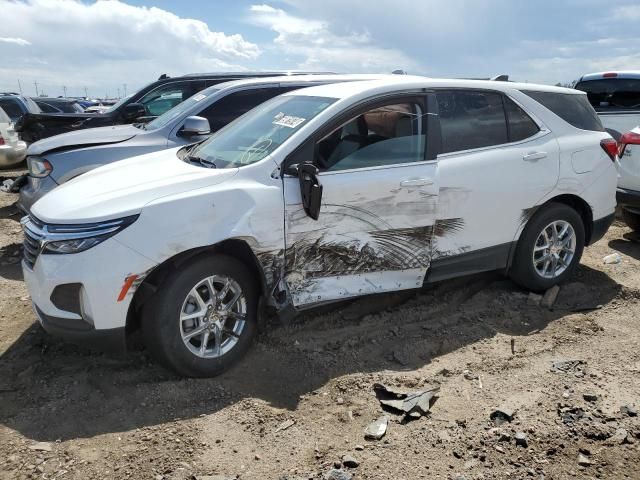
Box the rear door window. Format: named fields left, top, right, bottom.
left=521, top=90, right=603, bottom=132
left=504, top=97, right=539, bottom=141
left=436, top=90, right=508, bottom=153
left=575, top=78, right=640, bottom=111
left=198, top=87, right=299, bottom=133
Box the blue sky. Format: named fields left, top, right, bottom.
left=1, top=0, right=639, bottom=98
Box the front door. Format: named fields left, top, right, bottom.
left=282, top=96, right=440, bottom=307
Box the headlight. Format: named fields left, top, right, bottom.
left=28, top=156, right=53, bottom=178
left=40, top=215, right=139, bottom=254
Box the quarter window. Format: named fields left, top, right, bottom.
left=436, top=91, right=508, bottom=154
left=521, top=90, right=603, bottom=132
left=316, top=101, right=426, bottom=171
left=504, top=97, right=539, bottom=141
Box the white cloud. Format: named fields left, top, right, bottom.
left=0, top=37, right=31, bottom=46
left=0, top=0, right=260, bottom=96
left=247, top=4, right=420, bottom=73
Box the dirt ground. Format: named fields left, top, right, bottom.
left=1, top=172, right=640, bottom=480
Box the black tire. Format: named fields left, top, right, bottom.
left=510, top=203, right=585, bottom=292
left=622, top=208, right=640, bottom=232
left=142, top=254, right=258, bottom=377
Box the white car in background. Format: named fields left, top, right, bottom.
left=22, top=78, right=617, bottom=377
left=575, top=71, right=640, bottom=230
left=0, top=106, right=27, bottom=168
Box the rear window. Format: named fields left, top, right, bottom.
left=522, top=90, right=603, bottom=132
left=575, top=78, right=640, bottom=110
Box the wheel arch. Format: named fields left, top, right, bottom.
left=507, top=194, right=593, bottom=271
left=125, top=238, right=269, bottom=339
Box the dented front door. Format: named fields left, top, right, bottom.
left=283, top=163, right=439, bottom=306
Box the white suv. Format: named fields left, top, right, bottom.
left=575, top=71, right=640, bottom=230
left=22, top=78, right=617, bottom=377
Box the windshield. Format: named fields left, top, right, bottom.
left=187, top=95, right=337, bottom=168
left=146, top=88, right=219, bottom=130
left=103, top=94, right=134, bottom=113
left=575, top=78, right=640, bottom=110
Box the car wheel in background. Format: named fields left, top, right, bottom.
left=622, top=208, right=640, bottom=232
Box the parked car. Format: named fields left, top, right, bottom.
left=18, top=74, right=385, bottom=213
left=575, top=71, right=640, bottom=230
left=22, top=78, right=617, bottom=377
left=14, top=72, right=332, bottom=144
left=0, top=94, right=42, bottom=122
left=33, top=97, right=85, bottom=114
left=0, top=106, right=27, bottom=167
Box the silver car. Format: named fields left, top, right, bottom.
left=0, top=106, right=27, bottom=167
left=18, top=74, right=384, bottom=212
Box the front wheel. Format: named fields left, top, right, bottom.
left=510, top=203, right=585, bottom=292
left=142, top=254, right=258, bottom=377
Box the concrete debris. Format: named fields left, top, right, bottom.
left=620, top=405, right=637, bottom=417
left=324, top=468, right=352, bottom=480
left=577, top=453, right=593, bottom=466
left=540, top=285, right=560, bottom=309
left=373, top=383, right=439, bottom=420
left=364, top=415, right=389, bottom=440
left=603, top=253, right=621, bottom=264
left=514, top=431, right=528, bottom=448
left=274, top=419, right=296, bottom=433
left=558, top=406, right=585, bottom=424
left=490, top=406, right=515, bottom=426
left=28, top=442, right=52, bottom=452
left=0, top=179, right=13, bottom=193
left=341, top=454, right=359, bottom=468
left=551, top=359, right=585, bottom=375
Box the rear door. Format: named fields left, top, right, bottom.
left=428, top=89, right=560, bottom=281
left=283, top=94, right=440, bottom=306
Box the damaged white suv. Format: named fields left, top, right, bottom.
left=22, top=78, right=617, bottom=377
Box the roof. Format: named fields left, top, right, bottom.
left=177, top=71, right=335, bottom=79
left=284, top=77, right=582, bottom=101
left=211, top=74, right=412, bottom=92
left=579, top=71, right=640, bottom=82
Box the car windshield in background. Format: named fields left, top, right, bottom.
left=187, top=95, right=337, bottom=169
left=146, top=89, right=219, bottom=130
left=575, top=78, right=640, bottom=110
left=103, top=93, right=133, bottom=113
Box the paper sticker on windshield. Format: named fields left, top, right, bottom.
left=193, top=93, right=206, bottom=101
left=273, top=112, right=306, bottom=128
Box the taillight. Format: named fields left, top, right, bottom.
left=619, top=130, right=640, bottom=157
left=600, top=138, right=618, bottom=162
left=0, top=135, right=4, bottom=146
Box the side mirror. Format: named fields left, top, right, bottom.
left=298, top=163, right=323, bottom=220
left=123, top=102, right=146, bottom=120
left=180, top=116, right=211, bottom=137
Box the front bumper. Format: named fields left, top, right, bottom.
left=617, top=187, right=640, bottom=213
left=17, top=175, right=59, bottom=214
left=0, top=142, right=27, bottom=167
left=22, top=236, right=157, bottom=346
left=34, top=305, right=127, bottom=352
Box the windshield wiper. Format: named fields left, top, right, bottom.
left=187, top=155, right=217, bottom=169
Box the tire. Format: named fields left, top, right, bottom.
left=510, top=203, right=585, bottom=292
left=142, top=254, right=258, bottom=377
left=622, top=208, right=640, bottom=232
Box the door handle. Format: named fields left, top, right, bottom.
left=523, top=151, right=547, bottom=162
left=400, top=178, right=434, bottom=187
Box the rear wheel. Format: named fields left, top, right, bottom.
left=142, top=254, right=258, bottom=377
left=510, top=203, right=585, bottom=292
left=622, top=208, right=640, bottom=232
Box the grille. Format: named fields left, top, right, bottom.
left=21, top=216, right=45, bottom=269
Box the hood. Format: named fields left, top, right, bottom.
left=31, top=148, right=238, bottom=223
left=28, top=124, right=139, bottom=156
